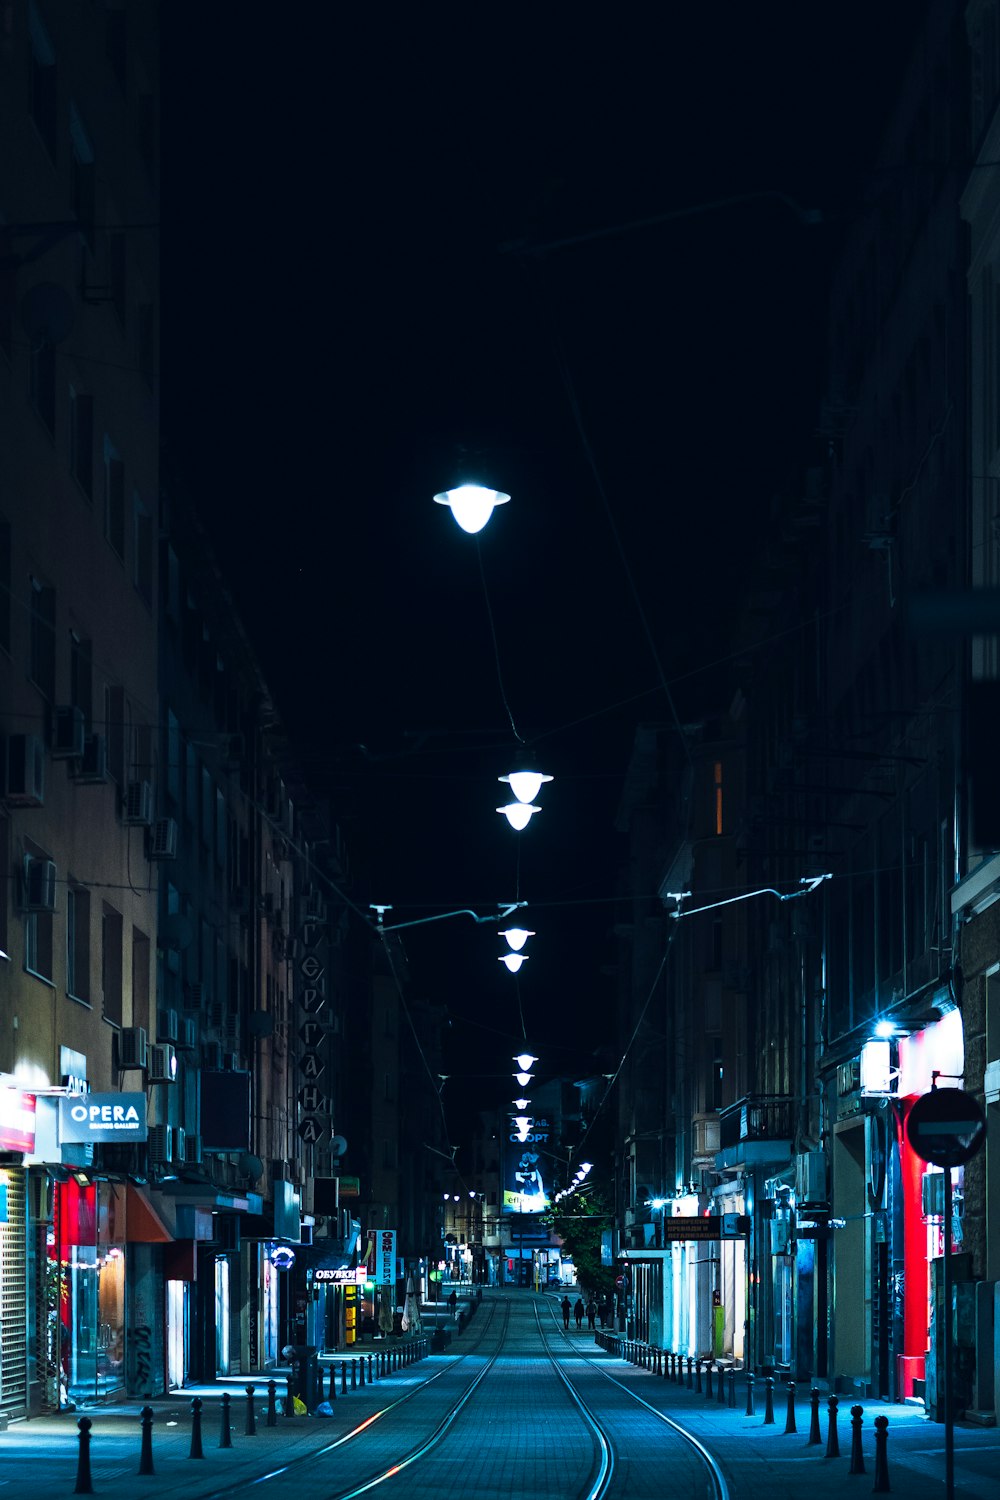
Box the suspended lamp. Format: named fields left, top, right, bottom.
left=499, top=770, right=553, bottom=804
left=433, top=484, right=510, bottom=534
left=500, top=927, right=534, bottom=951
left=496, top=802, right=541, bottom=830
left=514, top=1053, right=537, bottom=1071
left=515, top=1071, right=533, bottom=1087
left=512, top=1098, right=531, bottom=1110
left=498, top=953, right=527, bottom=973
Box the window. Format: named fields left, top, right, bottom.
left=66, top=884, right=91, bottom=1003
left=708, top=1036, right=724, bottom=1112
left=29, top=339, right=56, bottom=433
left=133, top=492, right=152, bottom=603
left=28, top=2, right=57, bottom=161
left=132, top=928, right=150, bottom=1035
left=69, top=103, right=95, bottom=250
left=109, top=232, right=127, bottom=327
left=101, top=903, right=123, bottom=1025
left=103, top=437, right=125, bottom=557
left=69, top=387, right=94, bottom=497
left=0, top=518, right=10, bottom=655
left=29, top=576, right=56, bottom=702
left=69, top=632, right=93, bottom=730
left=24, top=840, right=54, bottom=983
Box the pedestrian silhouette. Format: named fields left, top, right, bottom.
left=448, top=1289, right=458, bottom=1316
left=574, top=1297, right=585, bottom=1329
left=561, top=1295, right=571, bottom=1330
left=586, top=1297, right=597, bottom=1330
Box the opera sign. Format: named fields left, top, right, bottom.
left=59, top=1092, right=148, bottom=1143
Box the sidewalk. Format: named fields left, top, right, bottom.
left=589, top=1335, right=1000, bottom=1500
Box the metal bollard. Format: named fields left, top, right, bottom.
left=745, top=1371, right=755, bottom=1416
left=245, top=1383, right=256, bottom=1436
left=705, top=1359, right=714, bottom=1399
left=220, top=1390, right=233, bottom=1447
left=728, top=1367, right=736, bottom=1407
left=74, top=1416, right=94, bottom=1495
left=807, top=1387, right=822, bottom=1446
left=359, top=1354, right=366, bottom=1387
left=351, top=1359, right=357, bottom=1389
left=268, top=1379, right=279, bottom=1424
left=695, top=1358, right=702, bottom=1394
left=341, top=1359, right=347, bottom=1395
left=687, top=1356, right=694, bottom=1389
left=369, top=1354, right=375, bottom=1383
left=718, top=1361, right=726, bottom=1403
left=784, top=1381, right=797, bottom=1434
left=825, top=1394, right=840, bottom=1458
left=849, top=1404, right=865, bottom=1475
left=327, top=1364, right=337, bottom=1402
left=763, top=1376, right=775, bottom=1425
left=872, top=1414, right=890, bottom=1492
left=190, top=1396, right=205, bottom=1458
left=139, top=1405, right=155, bottom=1475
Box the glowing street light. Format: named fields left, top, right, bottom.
left=514, top=1071, right=533, bottom=1087
left=499, top=770, right=553, bottom=804
left=433, top=484, right=510, bottom=534
left=512, top=1098, right=531, bottom=1110
left=514, top=1053, right=537, bottom=1071
left=497, top=802, right=541, bottom=830
left=500, top=927, right=534, bottom=951
left=499, top=953, right=528, bottom=973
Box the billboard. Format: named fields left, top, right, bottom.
left=503, top=1145, right=548, bottom=1214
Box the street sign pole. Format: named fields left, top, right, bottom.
left=943, top=1157, right=953, bottom=1500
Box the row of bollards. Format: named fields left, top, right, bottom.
left=601, top=1337, right=893, bottom=1493
left=73, top=1339, right=432, bottom=1493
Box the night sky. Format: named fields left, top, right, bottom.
left=162, top=5, right=920, bottom=1143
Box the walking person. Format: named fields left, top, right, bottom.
left=561, top=1295, right=571, bottom=1330
left=597, top=1297, right=609, bottom=1328
left=586, top=1296, right=597, bottom=1331
left=574, top=1296, right=585, bottom=1330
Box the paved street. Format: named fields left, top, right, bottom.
left=0, top=1290, right=996, bottom=1500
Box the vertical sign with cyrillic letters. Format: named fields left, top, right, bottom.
left=375, top=1229, right=396, bottom=1286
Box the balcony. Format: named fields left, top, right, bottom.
left=691, top=1112, right=720, bottom=1166
left=716, top=1094, right=795, bottom=1170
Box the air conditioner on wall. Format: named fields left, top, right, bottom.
left=795, top=1151, right=828, bottom=1207
left=156, top=1007, right=179, bottom=1044
left=72, top=733, right=108, bottom=784
left=149, top=817, right=178, bottom=859
left=118, top=1026, right=147, bottom=1070
left=148, top=1043, right=176, bottom=1083
left=178, top=1017, right=197, bottom=1051
left=124, top=779, right=153, bottom=826
left=147, top=1124, right=173, bottom=1166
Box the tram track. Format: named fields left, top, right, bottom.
left=192, top=1291, right=729, bottom=1500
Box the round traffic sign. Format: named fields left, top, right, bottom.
left=906, top=1087, right=986, bottom=1167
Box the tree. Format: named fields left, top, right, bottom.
left=545, top=1187, right=615, bottom=1297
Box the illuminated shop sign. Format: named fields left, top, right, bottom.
left=502, top=1146, right=548, bottom=1214
left=58, top=1093, right=148, bottom=1142
left=0, top=1089, right=36, bottom=1152
left=311, top=1266, right=368, bottom=1284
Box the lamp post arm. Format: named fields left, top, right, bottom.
left=376, top=901, right=527, bottom=933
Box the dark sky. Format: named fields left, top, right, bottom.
left=162, top=5, right=920, bottom=1140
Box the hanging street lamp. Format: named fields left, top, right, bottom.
left=499, top=770, right=553, bottom=804
left=433, top=484, right=510, bottom=534
left=499, top=926, right=534, bottom=951
left=499, top=953, right=528, bottom=972
left=497, top=802, right=541, bottom=830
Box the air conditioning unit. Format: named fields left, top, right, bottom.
left=124, top=779, right=153, bottom=826
left=222, top=1051, right=239, bottom=1071
left=837, top=1059, right=861, bottom=1097
left=174, top=1126, right=186, bottom=1162
left=72, top=733, right=108, bottom=784
left=795, top=1151, right=828, bottom=1207
left=53, top=706, right=86, bottom=759
left=183, top=1132, right=202, bottom=1165
left=147, top=1124, right=173, bottom=1166
left=178, top=1016, right=197, bottom=1051
left=156, top=1007, right=179, bottom=1043
left=208, top=999, right=225, bottom=1030
left=183, top=980, right=203, bottom=1008
left=22, top=855, right=57, bottom=911
left=5, top=734, right=45, bottom=805
left=149, top=817, right=178, bottom=859
left=118, top=1026, right=147, bottom=1070
left=201, top=1040, right=222, bottom=1069
left=148, top=1043, right=177, bottom=1082
left=922, top=1170, right=946, bottom=1218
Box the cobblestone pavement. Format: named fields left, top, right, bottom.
left=0, top=1289, right=995, bottom=1500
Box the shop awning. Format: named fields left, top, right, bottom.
left=125, top=1184, right=173, bottom=1243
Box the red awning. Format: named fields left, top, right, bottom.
left=125, top=1184, right=173, bottom=1243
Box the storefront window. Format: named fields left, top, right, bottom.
left=50, top=1180, right=126, bottom=1406
left=166, top=1281, right=187, bottom=1389
left=215, top=1256, right=230, bottom=1374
